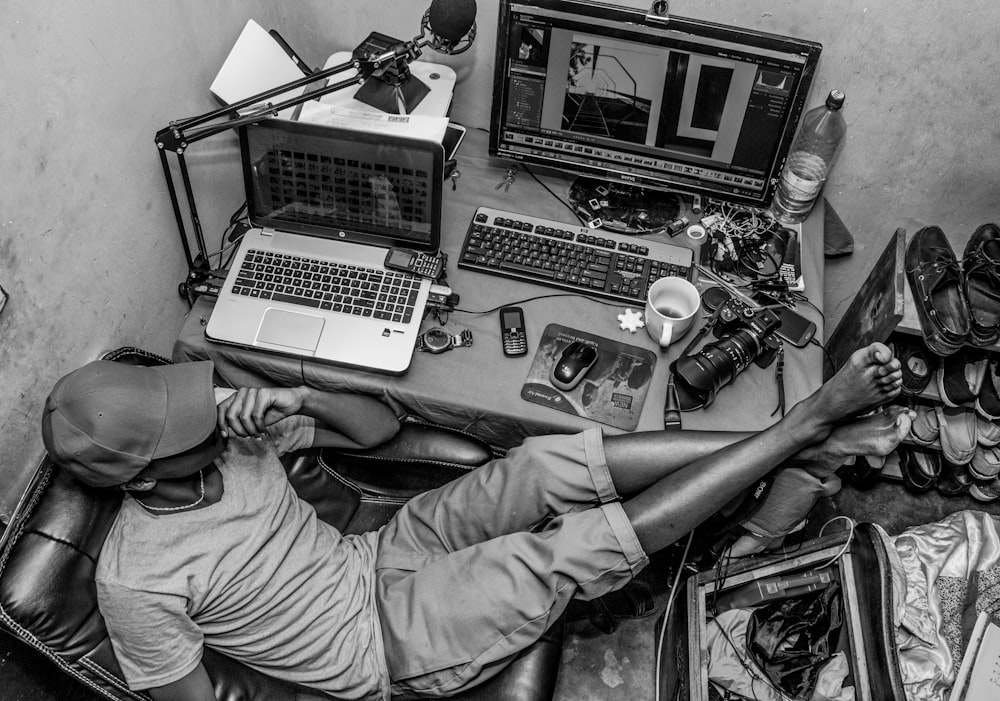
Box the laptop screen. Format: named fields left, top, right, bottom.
left=239, top=118, right=443, bottom=251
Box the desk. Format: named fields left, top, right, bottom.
left=174, top=127, right=826, bottom=449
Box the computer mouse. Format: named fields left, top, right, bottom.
left=550, top=341, right=598, bottom=391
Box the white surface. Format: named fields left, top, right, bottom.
left=210, top=19, right=308, bottom=119
left=317, top=51, right=455, bottom=118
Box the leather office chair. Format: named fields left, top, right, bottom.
left=0, top=348, right=564, bottom=701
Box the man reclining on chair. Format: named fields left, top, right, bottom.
left=41, top=343, right=908, bottom=701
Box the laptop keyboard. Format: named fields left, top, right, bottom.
left=232, top=249, right=419, bottom=323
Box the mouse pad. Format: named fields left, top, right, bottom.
left=521, top=324, right=657, bottom=431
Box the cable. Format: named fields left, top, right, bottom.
left=521, top=164, right=583, bottom=223
left=451, top=292, right=631, bottom=316
left=653, top=530, right=694, bottom=701
left=815, top=515, right=856, bottom=569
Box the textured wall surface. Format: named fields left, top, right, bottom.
left=2, top=0, right=999, bottom=518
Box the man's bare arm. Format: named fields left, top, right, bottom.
left=218, top=386, right=399, bottom=448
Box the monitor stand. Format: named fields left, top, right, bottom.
left=568, top=178, right=681, bottom=235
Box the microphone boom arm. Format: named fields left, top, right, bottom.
left=155, top=44, right=429, bottom=298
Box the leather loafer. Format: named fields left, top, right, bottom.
left=936, top=459, right=970, bottom=497
left=900, top=446, right=940, bottom=493
left=970, top=445, right=1000, bottom=481
left=937, top=349, right=987, bottom=407
left=908, top=404, right=940, bottom=446
left=936, top=405, right=978, bottom=465
left=977, top=415, right=1000, bottom=447
left=969, top=476, right=1000, bottom=503
left=892, top=339, right=938, bottom=396
left=977, top=358, right=1000, bottom=420
left=906, top=226, right=970, bottom=356
left=962, top=223, right=1000, bottom=347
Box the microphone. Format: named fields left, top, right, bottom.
left=422, top=0, right=477, bottom=54
left=351, top=0, right=476, bottom=114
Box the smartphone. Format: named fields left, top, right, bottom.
left=499, top=306, right=528, bottom=357
left=751, top=292, right=817, bottom=348
left=383, top=247, right=446, bottom=279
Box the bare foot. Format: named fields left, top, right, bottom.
left=803, top=343, right=902, bottom=427
left=797, top=405, right=914, bottom=476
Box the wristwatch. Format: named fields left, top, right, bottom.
left=416, top=328, right=473, bottom=353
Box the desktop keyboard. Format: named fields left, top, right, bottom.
left=458, top=206, right=695, bottom=305
left=233, top=249, right=419, bottom=323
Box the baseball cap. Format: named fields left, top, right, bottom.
left=41, top=360, right=217, bottom=487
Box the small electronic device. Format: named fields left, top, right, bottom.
left=752, top=291, right=817, bottom=348
left=499, top=306, right=528, bottom=357
left=384, top=247, right=446, bottom=279
left=550, top=341, right=598, bottom=391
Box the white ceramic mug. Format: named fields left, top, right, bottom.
left=644, top=277, right=701, bottom=348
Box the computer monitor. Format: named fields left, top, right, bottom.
left=490, top=0, right=822, bottom=212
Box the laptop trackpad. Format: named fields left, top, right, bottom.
left=257, top=309, right=324, bottom=351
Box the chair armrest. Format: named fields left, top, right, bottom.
left=319, top=421, right=498, bottom=501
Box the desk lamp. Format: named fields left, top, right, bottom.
left=154, top=0, right=477, bottom=302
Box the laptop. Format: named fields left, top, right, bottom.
left=205, top=117, right=445, bottom=375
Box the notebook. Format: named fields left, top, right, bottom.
left=205, top=117, right=444, bottom=375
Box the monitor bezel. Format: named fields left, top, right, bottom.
left=489, top=0, right=823, bottom=209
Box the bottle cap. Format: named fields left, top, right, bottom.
left=826, top=90, right=846, bottom=109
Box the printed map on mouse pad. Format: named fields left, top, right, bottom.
left=521, top=324, right=657, bottom=431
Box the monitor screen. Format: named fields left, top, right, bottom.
left=490, top=0, right=822, bottom=209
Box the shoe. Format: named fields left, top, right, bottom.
left=969, top=476, right=1000, bottom=503
left=893, top=339, right=938, bottom=396
left=977, top=415, right=1000, bottom=447
left=909, top=404, right=940, bottom=446
left=566, top=580, right=656, bottom=634
left=962, top=223, right=1000, bottom=347
left=937, top=350, right=988, bottom=407
left=969, top=445, right=1000, bottom=481
left=899, top=446, right=940, bottom=493
left=936, top=405, right=978, bottom=464
left=977, top=358, right=1000, bottom=420
left=936, top=459, right=971, bottom=497
left=905, top=226, right=970, bottom=356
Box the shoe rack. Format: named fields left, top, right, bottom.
left=826, top=228, right=1000, bottom=491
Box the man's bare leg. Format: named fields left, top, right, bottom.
left=609, top=342, right=902, bottom=555
left=727, top=405, right=915, bottom=556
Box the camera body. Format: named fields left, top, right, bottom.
left=673, top=297, right=782, bottom=408
left=713, top=297, right=782, bottom=367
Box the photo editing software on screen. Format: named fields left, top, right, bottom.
left=490, top=0, right=822, bottom=208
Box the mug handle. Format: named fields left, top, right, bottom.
left=658, top=324, right=673, bottom=347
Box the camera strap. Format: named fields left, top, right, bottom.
left=772, top=343, right=786, bottom=417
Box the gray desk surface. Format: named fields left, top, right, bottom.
left=174, top=127, right=826, bottom=449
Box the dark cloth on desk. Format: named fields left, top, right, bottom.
left=824, top=199, right=854, bottom=258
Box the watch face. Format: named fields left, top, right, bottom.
left=423, top=327, right=451, bottom=352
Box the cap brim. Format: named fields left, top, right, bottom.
left=152, top=361, right=217, bottom=459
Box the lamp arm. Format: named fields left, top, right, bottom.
left=155, top=34, right=431, bottom=300
left=155, top=36, right=428, bottom=152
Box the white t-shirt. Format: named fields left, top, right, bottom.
left=95, top=412, right=389, bottom=700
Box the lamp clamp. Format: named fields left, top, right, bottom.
left=646, top=1, right=669, bottom=23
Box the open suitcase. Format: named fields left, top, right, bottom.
left=657, top=524, right=907, bottom=701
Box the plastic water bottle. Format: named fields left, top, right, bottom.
left=770, top=90, right=846, bottom=224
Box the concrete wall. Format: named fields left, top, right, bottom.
left=2, top=0, right=998, bottom=518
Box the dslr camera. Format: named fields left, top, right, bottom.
left=673, top=296, right=781, bottom=408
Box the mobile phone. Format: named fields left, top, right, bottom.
left=751, top=292, right=817, bottom=348
left=499, top=306, right=528, bottom=357
left=384, top=247, right=445, bottom=279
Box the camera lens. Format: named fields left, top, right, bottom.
left=673, top=329, right=763, bottom=406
